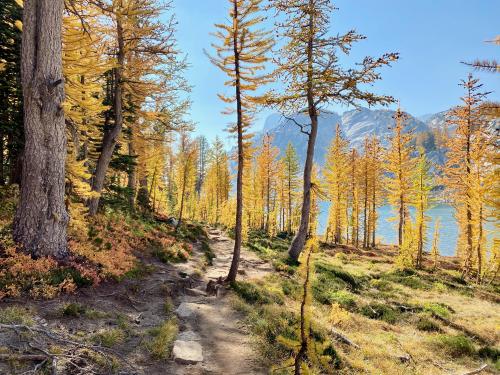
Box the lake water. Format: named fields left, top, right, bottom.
left=318, top=203, right=460, bottom=256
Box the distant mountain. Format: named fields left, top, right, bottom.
left=253, top=107, right=442, bottom=166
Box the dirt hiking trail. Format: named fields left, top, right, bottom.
left=0, top=227, right=273, bottom=375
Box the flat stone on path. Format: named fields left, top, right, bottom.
left=177, top=330, right=201, bottom=341
left=172, top=340, right=203, bottom=364
left=175, top=302, right=199, bottom=318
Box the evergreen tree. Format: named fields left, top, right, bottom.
left=14, top=0, right=70, bottom=258
left=0, top=0, right=23, bottom=186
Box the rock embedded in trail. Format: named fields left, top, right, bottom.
left=175, top=302, right=201, bottom=318
left=172, top=340, right=203, bottom=364
left=177, top=330, right=201, bottom=341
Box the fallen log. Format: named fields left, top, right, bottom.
left=331, top=328, right=360, bottom=349
left=431, top=314, right=491, bottom=345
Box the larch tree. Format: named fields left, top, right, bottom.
left=256, top=133, right=280, bottom=233
left=175, top=132, right=198, bottom=230
left=348, top=149, right=361, bottom=248
left=14, top=0, right=69, bottom=258
left=206, top=0, right=273, bottom=282
left=430, top=218, right=440, bottom=270
left=367, top=136, right=384, bottom=248
left=443, top=75, right=491, bottom=281
left=270, top=0, right=398, bottom=261
left=87, top=0, right=180, bottom=215
left=324, top=124, right=349, bottom=245
left=281, top=142, right=300, bottom=234
left=384, top=107, right=416, bottom=247
left=63, top=3, right=112, bottom=226
left=413, top=148, right=433, bottom=268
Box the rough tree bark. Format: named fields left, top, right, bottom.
left=88, top=16, right=125, bottom=216
left=14, top=0, right=69, bottom=258
left=226, top=0, right=243, bottom=282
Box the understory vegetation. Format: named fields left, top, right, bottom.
left=0, top=185, right=200, bottom=301
left=231, top=231, right=500, bottom=374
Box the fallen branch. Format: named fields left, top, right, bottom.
left=0, top=323, right=136, bottom=373
left=0, top=354, right=47, bottom=361
left=430, top=314, right=491, bottom=345
left=461, top=364, right=488, bottom=375
left=331, top=328, right=360, bottom=349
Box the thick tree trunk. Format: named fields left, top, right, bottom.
left=226, top=0, right=243, bottom=282
left=14, top=0, right=68, bottom=258
left=88, top=17, right=125, bottom=216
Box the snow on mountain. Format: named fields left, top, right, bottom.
left=253, top=107, right=436, bottom=166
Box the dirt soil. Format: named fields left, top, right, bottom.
left=0, top=227, right=272, bottom=375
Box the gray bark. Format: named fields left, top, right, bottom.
left=14, top=0, right=69, bottom=258
left=88, top=16, right=125, bottom=216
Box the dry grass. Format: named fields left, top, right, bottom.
left=239, top=232, right=500, bottom=374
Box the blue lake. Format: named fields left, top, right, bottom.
left=318, top=203, right=461, bottom=256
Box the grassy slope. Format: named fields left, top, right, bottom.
left=231, top=230, right=499, bottom=374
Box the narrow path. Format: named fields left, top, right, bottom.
left=170, top=227, right=273, bottom=375
left=0, top=227, right=273, bottom=375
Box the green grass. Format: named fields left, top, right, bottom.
left=416, top=315, right=441, bottom=332
left=430, top=334, right=475, bottom=358
left=423, top=302, right=454, bottom=319
left=201, top=240, right=215, bottom=266
left=231, top=281, right=284, bottom=305
left=360, top=303, right=400, bottom=324
left=93, top=328, right=127, bottom=347
left=379, top=269, right=431, bottom=290
left=145, top=319, right=179, bottom=359
left=0, top=306, right=34, bottom=325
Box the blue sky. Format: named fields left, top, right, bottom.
left=170, top=0, right=499, bottom=143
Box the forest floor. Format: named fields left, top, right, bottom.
left=0, top=224, right=499, bottom=375
left=0, top=226, right=272, bottom=375
left=231, top=231, right=500, bottom=375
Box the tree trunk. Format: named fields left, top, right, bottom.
left=88, top=16, right=125, bottom=216
left=0, top=129, right=4, bottom=186
left=363, top=168, right=368, bottom=248
left=14, top=0, right=69, bottom=258
left=371, top=183, right=376, bottom=247
left=127, top=125, right=137, bottom=208
left=288, top=5, right=316, bottom=261
left=226, top=0, right=243, bottom=282
left=294, top=242, right=312, bottom=374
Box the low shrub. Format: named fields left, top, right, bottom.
left=416, top=315, right=441, bottom=332
left=423, top=302, right=453, bottom=319
left=231, top=281, right=284, bottom=305
left=431, top=334, right=475, bottom=358
left=360, top=303, right=400, bottom=324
